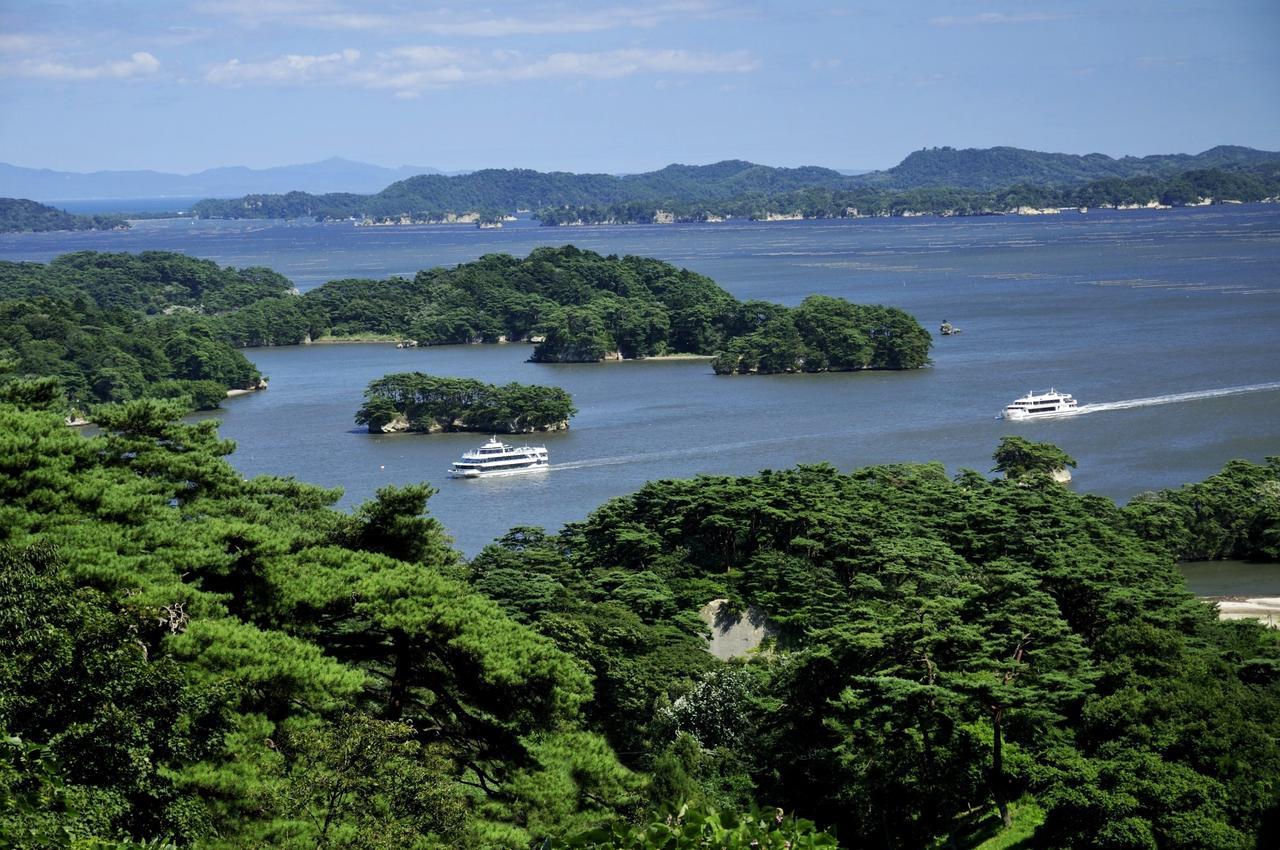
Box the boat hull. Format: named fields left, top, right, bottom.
left=449, top=461, right=550, bottom=479
left=1001, top=405, right=1078, bottom=420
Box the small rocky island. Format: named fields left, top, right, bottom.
left=355, top=372, right=576, bottom=434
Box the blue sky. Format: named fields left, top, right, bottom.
left=0, top=0, right=1276, bottom=173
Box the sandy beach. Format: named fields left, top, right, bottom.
left=1209, top=597, right=1280, bottom=627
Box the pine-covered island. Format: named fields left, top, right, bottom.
left=0, top=197, right=128, bottom=233
left=0, top=247, right=933, bottom=424
left=356, top=372, right=576, bottom=434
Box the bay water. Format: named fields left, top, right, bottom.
left=3, top=206, right=1278, bottom=556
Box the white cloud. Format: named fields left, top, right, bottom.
left=205, top=48, right=359, bottom=85
left=0, top=33, right=51, bottom=53
left=929, top=12, right=1071, bottom=27
left=204, top=45, right=757, bottom=95
left=6, top=51, right=160, bottom=80
left=510, top=49, right=759, bottom=80
left=193, top=0, right=730, bottom=37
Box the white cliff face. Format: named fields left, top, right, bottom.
left=379, top=414, right=411, bottom=433
left=698, top=599, right=775, bottom=661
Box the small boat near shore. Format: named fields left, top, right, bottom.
left=449, top=437, right=550, bottom=478
left=1002, top=389, right=1079, bottom=420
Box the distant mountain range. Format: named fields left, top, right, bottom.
left=189, top=160, right=851, bottom=220
left=187, top=146, right=1279, bottom=222
left=0, top=157, right=447, bottom=201
left=852, top=144, right=1280, bottom=191
left=6, top=145, right=1276, bottom=217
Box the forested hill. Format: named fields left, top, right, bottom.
left=190, top=147, right=1279, bottom=221
left=3, top=379, right=1279, bottom=848
left=0, top=248, right=929, bottom=419
left=0, top=197, right=127, bottom=233
left=191, top=161, right=848, bottom=220
left=852, top=144, right=1280, bottom=190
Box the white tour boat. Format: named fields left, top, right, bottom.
left=449, top=437, right=550, bottom=478
left=1001, top=389, right=1079, bottom=420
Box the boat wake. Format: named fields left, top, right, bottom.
left=551, top=431, right=828, bottom=473
left=1071, top=381, right=1280, bottom=416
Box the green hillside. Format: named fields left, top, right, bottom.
left=191, top=160, right=847, bottom=221
left=3, top=389, right=1277, bottom=848
left=855, top=144, right=1280, bottom=190
left=0, top=197, right=128, bottom=233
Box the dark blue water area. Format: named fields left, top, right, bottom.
left=4, top=205, right=1278, bottom=555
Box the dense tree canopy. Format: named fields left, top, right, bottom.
left=0, top=296, right=260, bottom=411
left=469, top=456, right=1280, bottom=849
left=187, top=148, right=1280, bottom=224
left=1, top=367, right=1278, bottom=847
left=356, top=372, right=576, bottom=434
left=992, top=435, right=1078, bottom=479
left=301, top=247, right=930, bottom=370
left=0, top=248, right=930, bottom=425
left=0, top=251, right=304, bottom=411
left=0, top=198, right=127, bottom=233
left=0, top=386, right=640, bottom=848
left=540, top=164, right=1280, bottom=225
left=711, top=295, right=932, bottom=373
left=1125, top=456, right=1280, bottom=561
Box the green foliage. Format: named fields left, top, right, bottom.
left=0, top=732, right=179, bottom=850
left=3, top=362, right=1277, bottom=849
left=144, top=379, right=228, bottom=411
left=547, top=801, right=838, bottom=849
left=713, top=295, right=932, bottom=373
left=306, top=245, right=739, bottom=361
left=0, top=251, right=294, bottom=313
left=0, top=543, right=230, bottom=845
left=266, top=714, right=467, bottom=849
left=187, top=149, right=1280, bottom=224
left=191, top=161, right=846, bottom=221
left=1125, top=456, right=1280, bottom=560
left=0, top=251, right=293, bottom=411
left=0, top=386, right=632, bottom=847
left=0, top=198, right=127, bottom=233
left=862, top=144, right=1280, bottom=191
left=355, top=372, right=576, bottom=434
left=522, top=456, right=1280, bottom=848
left=991, top=435, right=1078, bottom=479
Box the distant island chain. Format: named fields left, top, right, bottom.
left=3, top=144, right=1278, bottom=233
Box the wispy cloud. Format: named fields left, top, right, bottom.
left=206, top=48, right=359, bottom=85
left=193, top=0, right=730, bottom=37
left=929, top=12, right=1072, bottom=27
left=205, top=45, right=758, bottom=94
left=4, top=51, right=160, bottom=80
left=0, top=33, right=51, bottom=53
left=508, top=48, right=758, bottom=80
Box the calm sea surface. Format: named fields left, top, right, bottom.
left=3, top=206, right=1279, bottom=556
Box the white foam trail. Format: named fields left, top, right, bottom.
left=551, top=430, right=830, bottom=473
left=1073, top=382, right=1280, bottom=416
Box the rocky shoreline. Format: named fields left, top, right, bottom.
left=376, top=414, right=569, bottom=435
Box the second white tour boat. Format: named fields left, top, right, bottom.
left=449, top=437, right=550, bottom=478
left=1001, top=389, right=1079, bottom=420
